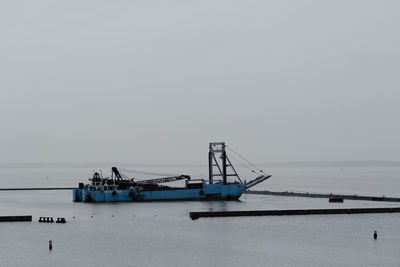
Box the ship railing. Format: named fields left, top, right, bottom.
left=203, top=180, right=222, bottom=185
left=87, top=184, right=120, bottom=191
left=186, top=179, right=223, bottom=184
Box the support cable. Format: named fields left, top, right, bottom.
left=227, top=152, right=261, bottom=176
left=226, top=149, right=263, bottom=176
left=226, top=146, right=265, bottom=174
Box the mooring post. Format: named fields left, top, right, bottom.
left=49, top=240, right=52, bottom=250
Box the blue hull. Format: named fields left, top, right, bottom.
left=73, top=181, right=246, bottom=202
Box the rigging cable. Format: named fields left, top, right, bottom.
left=227, top=152, right=261, bottom=176
left=226, top=146, right=266, bottom=174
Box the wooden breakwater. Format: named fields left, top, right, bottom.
left=246, top=190, right=400, bottom=202
left=0, top=187, right=74, bottom=191
left=190, top=207, right=400, bottom=220
left=0, top=215, right=32, bottom=222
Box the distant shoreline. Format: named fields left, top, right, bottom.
left=1, top=160, right=400, bottom=168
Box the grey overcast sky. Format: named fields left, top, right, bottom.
left=1, top=0, right=399, bottom=164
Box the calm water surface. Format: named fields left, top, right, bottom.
left=1, top=165, right=400, bottom=266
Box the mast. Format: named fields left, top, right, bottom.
left=208, top=148, right=213, bottom=184
left=209, top=142, right=240, bottom=185
left=222, top=148, right=227, bottom=185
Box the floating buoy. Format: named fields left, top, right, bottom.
left=374, top=231, right=378, bottom=239
left=49, top=240, right=52, bottom=250
left=112, top=214, right=114, bottom=217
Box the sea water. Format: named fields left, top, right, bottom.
left=0, top=164, right=399, bottom=266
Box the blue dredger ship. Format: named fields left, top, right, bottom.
left=73, top=142, right=270, bottom=202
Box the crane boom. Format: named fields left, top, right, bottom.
left=245, top=175, right=271, bottom=190
left=136, top=175, right=190, bottom=185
